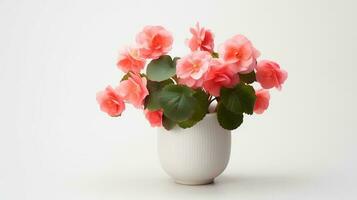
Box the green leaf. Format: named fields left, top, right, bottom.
left=144, top=79, right=174, bottom=110
left=239, top=71, right=256, bottom=84
left=178, top=89, right=209, bottom=128
left=220, top=83, right=256, bottom=115
left=146, top=55, right=176, bottom=81
left=162, top=115, right=176, bottom=130
left=217, top=103, right=243, bottom=130
left=159, top=84, right=197, bottom=122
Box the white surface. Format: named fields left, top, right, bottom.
left=0, top=0, right=357, bottom=199
left=158, top=114, right=231, bottom=185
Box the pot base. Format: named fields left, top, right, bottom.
left=174, top=178, right=214, bottom=186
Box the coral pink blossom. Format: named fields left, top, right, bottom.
left=176, top=51, right=211, bottom=87
left=178, top=76, right=204, bottom=89
left=96, top=86, right=125, bottom=117
left=255, top=60, right=288, bottom=90
left=136, top=26, right=173, bottom=59
left=219, top=34, right=260, bottom=73
left=254, top=89, right=270, bottom=114
left=238, top=59, right=257, bottom=74
left=203, top=59, right=240, bottom=96
left=116, top=72, right=149, bottom=108
left=116, top=47, right=146, bottom=73
left=187, top=23, right=214, bottom=53
left=144, top=109, right=163, bottom=127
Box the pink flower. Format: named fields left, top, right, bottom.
left=144, top=109, right=163, bottom=127
left=176, top=51, right=211, bottom=88
left=136, top=26, right=173, bottom=59
left=238, top=59, right=257, bottom=74
left=187, top=23, right=214, bottom=53
left=96, top=86, right=125, bottom=117
left=116, top=72, right=149, bottom=108
left=178, top=76, right=204, bottom=89
left=219, top=34, right=260, bottom=73
left=254, top=89, right=270, bottom=114
left=255, top=60, right=288, bottom=90
left=116, top=47, right=146, bottom=73
left=203, top=59, right=239, bottom=96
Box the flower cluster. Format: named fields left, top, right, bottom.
left=96, top=24, right=288, bottom=130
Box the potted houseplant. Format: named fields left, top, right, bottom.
left=96, top=23, right=288, bottom=185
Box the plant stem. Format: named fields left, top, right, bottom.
left=209, top=97, right=218, bottom=104
left=170, top=77, right=177, bottom=84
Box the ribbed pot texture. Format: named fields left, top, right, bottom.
left=157, top=113, right=231, bottom=185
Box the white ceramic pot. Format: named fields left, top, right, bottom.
left=157, top=113, right=231, bottom=185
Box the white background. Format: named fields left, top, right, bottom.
left=1, top=0, right=357, bottom=199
